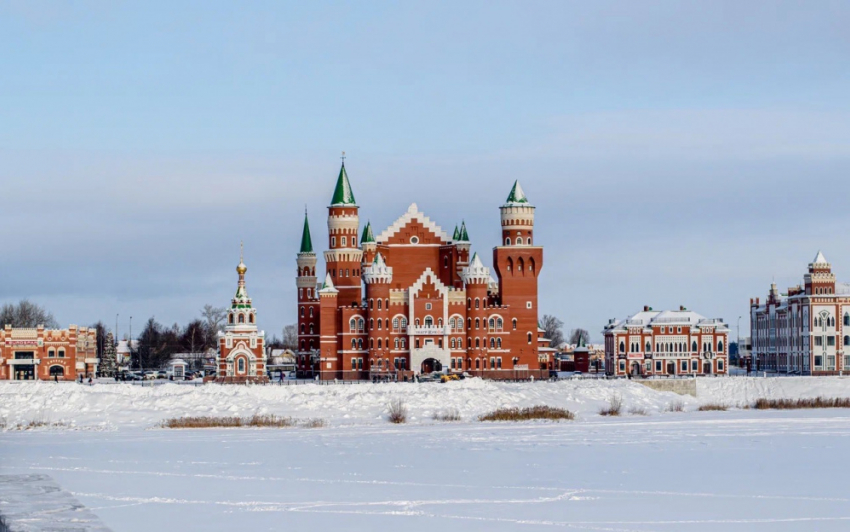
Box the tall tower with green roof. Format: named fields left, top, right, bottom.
left=325, top=158, right=363, bottom=307
left=296, top=211, right=319, bottom=357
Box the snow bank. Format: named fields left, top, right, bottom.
left=0, top=379, right=685, bottom=430
left=4, top=377, right=850, bottom=431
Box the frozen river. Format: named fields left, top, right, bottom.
left=3, top=409, right=850, bottom=531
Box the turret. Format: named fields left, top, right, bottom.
left=364, top=253, right=392, bottom=363
left=805, top=250, right=836, bottom=295
left=325, top=160, right=364, bottom=306
left=227, top=242, right=257, bottom=331
left=297, top=211, right=319, bottom=354
left=462, top=252, right=490, bottom=360
left=500, top=180, right=535, bottom=246
left=360, top=221, right=377, bottom=265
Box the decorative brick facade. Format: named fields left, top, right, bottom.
left=0, top=324, right=98, bottom=381
left=215, top=246, right=268, bottom=383
left=297, top=163, right=550, bottom=380
left=750, top=251, right=850, bottom=375
left=603, top=307, right=729, bottom=377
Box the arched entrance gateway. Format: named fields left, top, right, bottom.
left=421, top=358, right=442, bottom=374
left=630, top=362, right=642, bottom=377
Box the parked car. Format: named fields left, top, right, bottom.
left=156, top=371, right=167, bottom=379
left=143, top=371, right=157, bottom=380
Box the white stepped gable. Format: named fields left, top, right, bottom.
left=375, top=203, right=451, bottom=244
left=461, top=253, right=490, bottom=284
left=813, top=250, right=828, bottom=265
left=363, top=253, right=393, bottom=283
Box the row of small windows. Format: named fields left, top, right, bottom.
left=228, top=313, right=254, bottom=324
left=369, top=299, right=390, bottom=310
left=298, top=288, right=313, bottom=299
left=619, top=340, right=724, bottom=353
left=504, top=237, right=532, bottom=246
left=330, top=268, right=360, bottom=278
left=47, top=349, right=66, bottom=358
left=504, top=256, right=536, bottom=275
left=300, top=307, right=315, bottom=318
left=331, top=236, right=357, bottom=247
left=344, top=315, right=512, bottom=333
left=300, top=324, right=315, bottom=334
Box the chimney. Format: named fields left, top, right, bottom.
left=643, top=305, right=649, bottom=312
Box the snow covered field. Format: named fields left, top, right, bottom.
left=3, top=378, right=850, bottom=531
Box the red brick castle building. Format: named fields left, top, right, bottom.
left=296, top=162, right=550, bottom=380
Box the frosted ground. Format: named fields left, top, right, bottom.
left=3, top=378, right=850, bottom=531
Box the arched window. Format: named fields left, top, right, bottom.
left=351, top=339, right=357, bottom=349
left=370, top=318, right=374, bottom=329
left=370, top=339, right=374, bottom=349
left=378, top=339, right=382, bottom=349
left=505, top=237, right=511, bottom=245
left=415, top=318, right=421, bottom=327
left=619, top=341, right=625, bottom=353
left=645, top=341, right=651, bottom=352
left=48, top=349, right=55, bottom=358
left=845, top=313, right=850, bottom=327
left=377, top=299, right=382, bottom=310
left=717, top=340, right=724, bottom=352
left=451, top=338, right=456, bottom=349
left=401, top=338, right=406, bottom=349
left=300, top=307, right=305, bottom=317
left=300, top=340, right=305, bottom=350
left=458, top=338, right=463, bottom=348
left=438, top=318, right=443, bottom=328
left=496, top=318, right=503, bottom=330
left=527, top=332, right=533, bottom=344
left=249, top=314, right=254, bottom=323
left=229, top=314, right=234, bottom=324
left=238, top=314, right=245, bottom=324
left=424, top=316, right=433, bottom=327
left=476, top=358, right=480, bottom=369
left=350, top=318, right=357, bottom=332
left=691, top=340, right=698, bottom=352
left=490, top=338, right=495, bottom=349
left=395, top=338, right=400, bottom=349
left=237, top=358, right=245, bottom=373
left=468, top=298, right=472, bottom=310
left=369, top=299, right=374, bottom=309
left=489, top=318, right=495, bottom=330
left=475, top=318, right=480, bottom=329
left=475, top=298, right=480, bottom=309
left=309, top=324, right=314, bottom=334
left=507, top=257, right=513, bottom=272
left=476, top=338, right=480, bottom=348
left=516, top=237, right=523, bottom=245
left=309, top=307, right=313, bottom=318
left=512, top=318, right=517, bottom=330
left=358, top=339, right=363, bottom=349
left=517, top=258, right=524, bottom=273
left=845, top=335, right=850, bottom=347
left=393, top=318, right=400, bottom=330
left=377, top=320, right=382, bottom=330
left=300, top=324, right=305, bottom=334
left=49, top=365, right=64, bottom=377
left=358, top=318, right=364, bottom=332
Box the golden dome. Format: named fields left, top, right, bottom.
left=237, top=261, right=247, bottom=275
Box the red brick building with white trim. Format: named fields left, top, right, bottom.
left=296, top=162, right=550, bottom=380
left=603, top=307, right=729, bottom=377
left=0, top=324, right=98, bottom=381
left=215, top=246, right=268, bottom=383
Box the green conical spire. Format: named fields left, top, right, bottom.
left=505, top=180, right=529, bottom=204
left=459, top=221, right=470, bottom=242
left=452, top=225, right=460, bottom=241
left=361, top=221, right=375, bottom=244
left=299, top=212, right=313, bottom=253
left=330, top=162, right=356, bottom=206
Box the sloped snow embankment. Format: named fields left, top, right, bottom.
left=0, top=379, right=685, bottom=430
left=4, top=376, right=850, bottom=431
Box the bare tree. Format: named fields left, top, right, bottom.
left=281, top=324, right=297, bottom=351
left=569, top=328, right=590, bottom=345
left=0, top=300, right=59, bottom=328
left=201, top=304, right=227, bottom=346
left=540, top=314, right=564, bottom=348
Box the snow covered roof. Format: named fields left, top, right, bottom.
left=812, top=250, right=828, bottom=264
left=606, top=309, right=727, bottom=331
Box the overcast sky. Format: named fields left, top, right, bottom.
left=1, top=1, right=849, bottom=341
